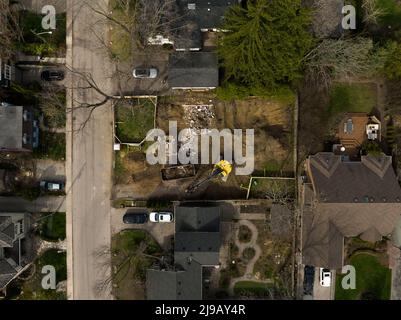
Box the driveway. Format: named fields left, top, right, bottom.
left=0, top=196, right=65, bottom=212
left=34, top=159, right=65, bottom=181
left=313, top=269, right=334, bottom=300
left=111, top=208, right=174, bottom=251
left=115, top=51, right=170, bottom=96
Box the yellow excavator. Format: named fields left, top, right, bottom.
left=185, top=160, right=232, bottom=194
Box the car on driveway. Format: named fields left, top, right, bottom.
left=41, top=70, right=65, bottom=81
left=133, top=67, right=158, bottom=79
left=320, top=268, right=331, bottom=287
left=149, top=212, right=173, bottom=223
left=40, top=180, right=65, bottom=192
left=303, top=265, right=315, bottom=296
left=123, top=212, right=148, bottom=224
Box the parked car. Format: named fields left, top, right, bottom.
left=320, top=268, right=331, bottom=287
left=149, top=212, right=173, bottom=223
left=40, top=180, right=65, bottom=192
left=41, top=70, right=65, bottom=81
left=303, top=265, right=315, bottom=296
left=123, top=212, right=148, bottom=224
left=133, top=67, right=158, bottom=79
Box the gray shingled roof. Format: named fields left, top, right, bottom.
left=169, top=52, right=219, bottom=89
left=308, top=153, right=401, bottom=203
left=147, top=260, right=202, bottom=300
left=303, top=153, right=401, bottom=268
left=0, top=216, right=14, bottom=248
left=175, top=206, right=220, bottom=232
left=0, top=105, right=23, bottom=150
left=0, top=259, right=17, bottom=289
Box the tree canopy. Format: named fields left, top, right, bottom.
left=218, top=0, right=313, bottom=91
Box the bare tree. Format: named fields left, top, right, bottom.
left=362, top=0, right=386, bottom=25
left=0, top=0, right=23, bottom=60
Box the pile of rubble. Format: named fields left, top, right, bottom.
left=182, top=104, right=215, bottom=130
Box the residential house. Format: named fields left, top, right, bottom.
left=168, top=52, right=219, bottom=90
left=0, top=102, right=39, bottom=152
left=0, top=212, right=30, bottom=293
left=302, top=152, right=401, bottom=269
left=146, top=205, right=221, bottom=300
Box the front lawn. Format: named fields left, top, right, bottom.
left=115, top=99, right=155, bottom=143
left=38, top=212, right=66, bottom=242
left=328, top=83, right=377, bottom=117
left=335, top=252, right=392, bottom=300
left=34, top=132, right=66, bottom=161
left=111, top=230, right=162, bottom=300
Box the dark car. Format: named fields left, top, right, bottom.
left=41, top=70, right=65, bottom=81
left=123, top=212, right=148, bottom=224
left=40, top=180, right=65, bottom=193
left=303, top=265, right=315, bottom=296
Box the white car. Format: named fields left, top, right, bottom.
left=320, top=268, right=331, bottom=287
left=133, top=67, right=158, bottom=79
left=149, top=212, right=173, bottom=223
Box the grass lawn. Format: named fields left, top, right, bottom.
left=38, top=213, right=66, bottom=242
left=328, top=83, right=377, bottom=118
left=112, top=230, right=162, bottom=300
left=234, top=281, right=274, bottom=297
left=377, top=0, right=401, bottom=28
left=17, top=249, right=67, bottom=300
left=34, top=132, right=66, bottom=161
left=115, top=99, right=155, bottom=143
left=335, top=252, right=392, bottom=300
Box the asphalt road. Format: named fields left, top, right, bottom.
left=66, top=0, right=114, bottom=300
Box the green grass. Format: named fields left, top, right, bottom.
left=38, top=213, right=66, bottom=242
left=335, top=252, right=392, bottom=300
left=234, top=281, right=274, bottom=297
left=376, top=0, right=401, bottom=28
left=34, top=132, right=66, bottom=161
left=328, top=83, right=377, bottom=117
left=18, top=249, right=67, bottom=300
left=115, top=99, right=155, bottom=143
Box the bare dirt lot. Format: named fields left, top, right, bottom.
left=114, top=93, right=294, bottom=200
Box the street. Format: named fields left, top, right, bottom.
left=66, top=0, right=114, bottom=300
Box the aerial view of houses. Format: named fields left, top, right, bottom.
left=2, top=0, right=401, bottom=309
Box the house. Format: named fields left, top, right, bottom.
left=302, top=152, right=401, bottom=269
left=0, top=103, right=39, bottom=152
left=0, top=212, right=30, bottom=293
left=146, top=205, right=221, bottom=300
left=168, top=52, right=219, bottom=90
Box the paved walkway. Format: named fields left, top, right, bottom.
left=229, top=220, right=272, bottom=295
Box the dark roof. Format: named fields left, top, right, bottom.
left=169, top=52, right=219, bottom=89
left=0, top=105, right=23, bottom=150
left=177, top=0, right=238, bottom=30
left=147, top=260, right=202, bottom=300
left=175, top=206, right=220, bottom=232
left=303, top=153, right=401, bottom=268
left=308, top=153, right=401, bottom=203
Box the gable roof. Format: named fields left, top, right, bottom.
left=0, top=105, right=23, bottom=150
left=303, top=153, right=401, bottom=268
left=169, top=52, right=219, bottom=89
left=146, top=260, right=202, bottom=300
left=307, top=153, right=401, bottom=203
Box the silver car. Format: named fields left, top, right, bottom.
left=133, top=67, right=158, bottom=79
